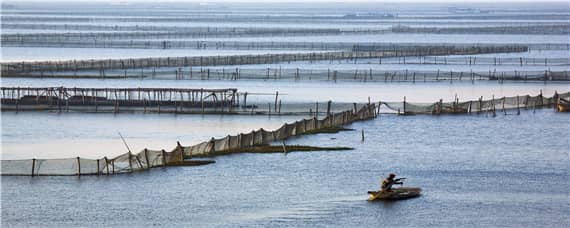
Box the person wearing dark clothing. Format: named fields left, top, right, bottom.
left=381, top=173, right=403, bottom=192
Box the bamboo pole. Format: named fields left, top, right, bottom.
left=104, top=157, right=109, bottom=175
left=77, top=157, right=81, bottom=176
left=31, top=158, right=36, bottom=177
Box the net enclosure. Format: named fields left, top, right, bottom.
left=381, top=91, right=569, bottom=115
left=1, top=103, right=377, bottom=176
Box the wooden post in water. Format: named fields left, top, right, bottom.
left=144, top=148, right=150, bottom=169
left=492, top=95, right=496, bottom=117
left=436, top=69, right=440, bottom=81
left=243, top=92, right=248, bottom=108
left=478, top=96, right=483, bottom=114
left=516, top=95, right=520, bottom=115
left=502, top=97, right=506, bottom=115
left=403, top=96, right=406, bottom=115
left=162, top=149, right=167, bottom=166
left=104, top=157, right=109, bottom=175
left=315, top=102, right=319, bottom=117
left=327, top=100, right=332, bottom=116
left=201, top=89, right=204, bottom=114
left=361, top=129, right=365, bottom=142
left=77, top=157, right=81, bottom=177
left=274, top=91, right=279, bottom=112
left=31, top=158, right=36, bottom=177
left=177, top=141, right=184, bottom=162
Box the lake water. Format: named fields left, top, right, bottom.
left=0, top=47, right=318, bottom=62
left=2, top=109, right=568, bottom=227
left=1, top=1, right=569, bottom=227
left=2, top=77, right=566, bottom=103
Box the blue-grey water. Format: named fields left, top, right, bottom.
left=0, top=112, right=304, bottom=160
left=2, top=109, right=569, bottom=227
left=1, top=78, right=566, bottom=103
left=2, top=1, right=570, bottom=227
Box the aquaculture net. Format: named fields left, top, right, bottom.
left=1, top=103, right=377, bottom=176
left=381, top=92, right=569, bottom=115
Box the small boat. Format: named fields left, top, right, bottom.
left=556, top=97, right=570, bottom=112
left=367, top=187, right=422, bottom=201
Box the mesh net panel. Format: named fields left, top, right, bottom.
left=9, top=95, right=563, bottom=176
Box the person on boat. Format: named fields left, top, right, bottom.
left=381, top=173, right=403, bottom=192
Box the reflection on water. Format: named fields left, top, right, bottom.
left=1, top=112, right=303, bottom=159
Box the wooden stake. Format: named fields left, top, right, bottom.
left=31, top=158, right=36, bottom=177
left=104, top=157, right=109, bottom=175
left=77, top=157, right=81, bottom=177
left=162, top=149, right=167, bottom=167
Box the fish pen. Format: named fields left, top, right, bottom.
left=6, top=67, right=568, bottom=82
left=0, top=87, right=364, bottom=115
left=0, top=45, right=528, bottom=77
left=3, top=13, right=568, bottom=23
left=380, top=91, right=570, bottom=115
left=0, top=24, right=373, bottom=34
left=0, top=87, right=238, bottom=114
left=0, top=28, right=389, bottom=41
left=351, top=43, right=566, bottom=52
left=390, top=24, right=570, bottom=35
left=0, top=103, right=378, bottom=176
left=355, top=56, right=570, bottom=66
left=1, top=91, right=568, bottom=176
left=1, top=34, right=540, bottom=51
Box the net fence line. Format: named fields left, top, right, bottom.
left=2, top=13, right=568, bottom=23
left=0, top=103, right=377, bottom=176
left=4, top=23, right=568, bottom=35
left=1, top=46, right=526, bottom=74
left=8, top=67, right=568, bottom=82
left=364, top=56, right=570, bottom=66
left=1, top=24, right=376, bottom=33
left=0, top=87, right=369, bottom=115
left=3, top=38, right=546, bottom=51
left=1, top=16, right=564, bottom=26
left=380, top=91, right=570, bottom=115
left=0, top=87, right=241, bottom=114
left=390, top=24, right=570, bottom=35
left=353, top=43, right=568, bottom=51
left=0, top=29, right=391, bottom=41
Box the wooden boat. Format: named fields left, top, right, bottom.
left=167, top=159, right=215, bottom=166
left=556, top=97, right=570, bottom=112
left=367, top=187, right=422, bottom=201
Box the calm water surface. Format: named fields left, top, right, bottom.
left=2, top=78, right=566, bottom=103
left=2, top=109, right=569, bottom=227
left=2, top=3, right=569, bottom=227
left=1, top=113, right=303, bottom=160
